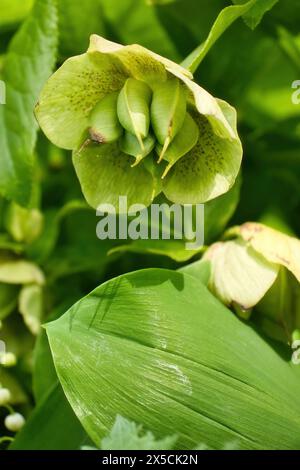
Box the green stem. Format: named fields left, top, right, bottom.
left=1, top=404, right=14, bottom=414
left=0, top=436, right=14, bottom=444
left=181, top=0, right=257, bottom=74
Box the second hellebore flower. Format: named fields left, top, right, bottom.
left=36, top=35, right=242, bottom=211
left=204, top=223, right=300, bottom=345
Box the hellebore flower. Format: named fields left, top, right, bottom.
left=35, top=35, right=242, bottom=211
left=204, top=222, right=300, bottom=344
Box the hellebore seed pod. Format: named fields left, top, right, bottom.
left=120, top=132, right=155, bottom=167
left=156, top=113, right=199, bottom=178
left=151, top=77, right=187, bottom=161
left=89, top=91, right=123, bottom=144
left=117, top=78, right=152, bottom=150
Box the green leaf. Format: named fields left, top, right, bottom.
left=0, top=0, right=58, bottom=206
left=179, top=259, right=211, bottom=286
left=33, top=297, right=81, bottom=402
left=47, top=269, right=300, bottom=450
left=146, top=0, right=178, bottom=4
left=109, top=239, right=203, bottom=263
left=58, top=0, right=106, bottom=59
left=99, top=0, right=180, bottom=62
left=0, top=368, right=28, bottom=405
left=0, top=283, right=18, bottom=320
left=10, top=383, right=90, bottom=450
left=182, top=0, right=262, bottom=73
left=0, top=0, right=34, bottom=32
left=204, top=176, right=241, bottom=244
left=101, top=415, right=177, bottom=450
left=27, top=199, right=89, bottom=264
left=232, top=0, right=279, bottom=29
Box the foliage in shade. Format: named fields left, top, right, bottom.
left=0, top=0, right=58, bottom=206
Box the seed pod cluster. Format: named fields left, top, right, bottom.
left=87, top=77, right=199, bottom=173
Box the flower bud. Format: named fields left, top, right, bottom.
left=151, top=77, right=187, bottom=161
left=0, top=352, right=17, bottom=367
left=89, top=91, right=123, bottom=144
left=117, top=78, right=152, bottom=149
left=4, top=413, right=25, bottom=432
left=0, top=387, right=11, bottom=405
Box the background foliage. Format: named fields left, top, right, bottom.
left=0, top=0, right=300, bottom=450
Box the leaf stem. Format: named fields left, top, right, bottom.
left=181, top=0, right=257, bottom=74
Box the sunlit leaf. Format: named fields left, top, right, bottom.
left=47, top=269, right=300, bottom=449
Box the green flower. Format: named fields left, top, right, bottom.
left=204, top=222, right=300, bottom=344
left=35, top=35, right=242, bottom=210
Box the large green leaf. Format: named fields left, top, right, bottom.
left=47, top=269, right=300, bottom=450
left=0, top=0, right=58, bottom=206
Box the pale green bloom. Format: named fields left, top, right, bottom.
left=36, top=35, right=242, bottom=211
left=204, top=223, right=300, bottom=344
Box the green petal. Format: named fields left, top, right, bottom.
left=72, top=142, right=157, bottom=211
left=35, top=52, right=127, bottom=150
left=162, top=111, right=242, bottom=204
left=204, top=239, right=280, bottom=310
left=88, top=35, right=193, bottom=83
left=169, top=68, right=236, bottom=141
left=88, top=35, right=167, bottom=84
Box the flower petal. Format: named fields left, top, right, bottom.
left=168, top=68, right=236, bottom=140
left=239, top=222, right=300, bottom=283
left=162, top=109, right=242, bottom=204
left=204, top=240, right=280, bottom=310
left=35, top=52, right=127, bottom=149
left=88, top=35, right=192, bottom=83
left=89, top=35, right=167, bottom=84
left=72, top=142, right=157, bottom=211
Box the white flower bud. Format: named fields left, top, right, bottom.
left=4, top=413, right=25, bottom=432
left=0, top=388, right=11, bottom=405
left=0, top=352, right=17, bottom=367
